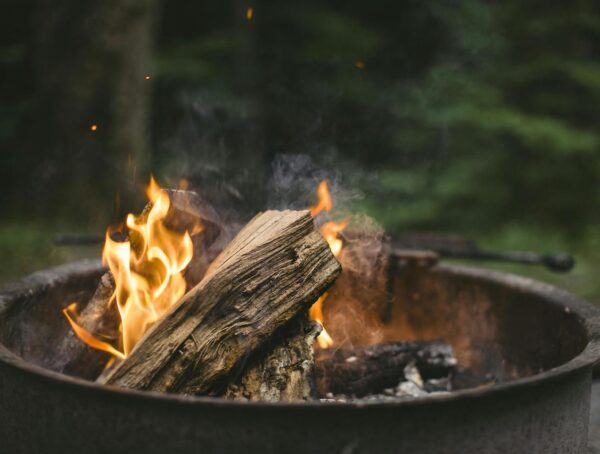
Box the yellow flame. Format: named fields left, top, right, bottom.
left=308, top=180, right=346, bottom=348
left=246, top=6, right=253, bottom=20
left=64, top=176, right=195, bottom=359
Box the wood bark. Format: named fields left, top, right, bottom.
left=102, top=210, right=341, bottom=395
left=315, top=340, right=456, bottom=397
left=224, top=313, right=321, bottom=402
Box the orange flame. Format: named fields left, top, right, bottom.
left=309, top=180, right=332, bottom=217
left=64, top=176, right=195, bottom=359
left=63, top=303, right=125, bottom=360
left=309, top=180, right=346, bottom=348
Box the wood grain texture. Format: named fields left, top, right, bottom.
left=102, top=210, right=341, bottom=395
left=224, top=313, right=321, bottom=402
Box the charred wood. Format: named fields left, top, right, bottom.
left=315, top=340, right=456, bottom=397
left=58, top=272, right=119, bottom=379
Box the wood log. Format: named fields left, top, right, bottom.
left=102, top=210, right=341, bottom=395
left=224, top=313, right=321, bottom=402
left=315, top=340, right=456, bottom=397
left=58, top=273, right=119, bottom=379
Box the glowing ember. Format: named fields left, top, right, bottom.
left=90, top=124, right=98, bottom=132
left=179, top=178, right=189, bottom=190
left=144, top=75, right=151, bottom=80
left=355, top=60, right=365, bottom=70
left=246, top=6, right=254, bottom=20
left=309, top=180, right=346, bottom=348
left=64, top=176, right=196, bottom=358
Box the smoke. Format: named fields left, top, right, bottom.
left=268, top=153, right=390, bottom=349
left=267, top=152, right=366, bottom=214
left=158, top=105, right=391, bottom=350
left=325, top=214, right=390, bottom=349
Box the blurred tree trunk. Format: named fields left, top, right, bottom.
left=24, top=0, right=159, bottom=223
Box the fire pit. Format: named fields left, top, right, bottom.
left=1, top=254, right=598, bottom=453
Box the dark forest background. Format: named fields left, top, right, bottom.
left=2, top=0, right=600, bottom=301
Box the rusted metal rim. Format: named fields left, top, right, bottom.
left=0, top=259, right=599, bottom=410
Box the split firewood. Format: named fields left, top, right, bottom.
left=315, top=340, right=456, bottom=397
left=101, top=210, right=341, bottom=395
left=224, top=313, right=321, bottom=402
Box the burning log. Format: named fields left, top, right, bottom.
left=59, top=273, right=119, bottom=379
left=225, top=313, right=321, bottom=402
left=101, top=210, right=341, bottom=395
left=59, top=188, right=227, bottom=379
left=315, top=340, right=456, bottom=397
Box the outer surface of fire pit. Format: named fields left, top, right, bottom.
left=0, top=258, right=599, bottom=453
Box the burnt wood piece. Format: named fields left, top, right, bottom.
left=224, top=313, right=321, bottom=402
left=315, top=340, right=456, bottom=397
left=58, top=273, right=119, bottom=379
left=102, top=210, right=341, bottom=395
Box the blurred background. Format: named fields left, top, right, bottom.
left=1, top=0, right=600, bottom=302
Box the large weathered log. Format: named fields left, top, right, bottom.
left=315, top=340, right=456, bottom=397
left=224, top=313, right=321, bottom=402
left=102, top=210, right=341, bottom=395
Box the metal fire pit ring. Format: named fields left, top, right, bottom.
left=0, top=259, right=599, bottom=454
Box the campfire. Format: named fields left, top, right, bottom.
left=0, top=177, right=598, bottom=452
left=43, top=176, right=478, bottom=402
